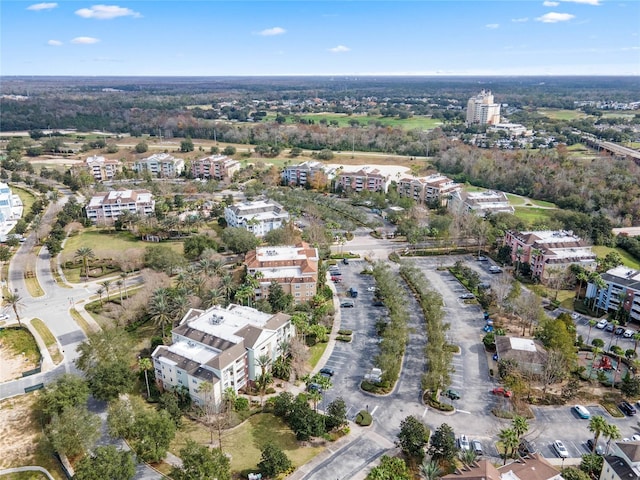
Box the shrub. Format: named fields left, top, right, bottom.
left=336, top=336, right=352, bottom=342
left=234, top=397, right=249, bottom=412
left=355, top=410, right=372, bottom=426
left=338, top=329, right=353, bottom=335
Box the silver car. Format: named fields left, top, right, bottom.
left=553, top=440, right=569, bottom=458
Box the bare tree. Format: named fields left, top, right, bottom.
left=196, top=381, right=233, bottom=451
left=540, top=349, right=568, bottom=394
left=514, top=289, right=543, bottom=336
left=289, top=337, right=309, bottom=381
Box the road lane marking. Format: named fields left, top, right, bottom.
left=422, top=407, right=429, bottom=418
left=457, top=409, right=471, bottom=414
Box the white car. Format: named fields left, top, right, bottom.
left=367, top=286, right=376, bottom=292
left=458, top=435, right=470, bottom=451
left=624, top=329, right=636, bottom=338
left=553, top=440, right=569, bottom=458
left=596, top=319, right=608, bottom=329
left=0, top=313, right=9, bottom=321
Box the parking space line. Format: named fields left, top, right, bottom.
left=370, top=406, right=379, bottom=416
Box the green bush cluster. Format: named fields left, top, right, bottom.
left=336, top=336, right=352, bottom=342
left=337, top=329, right=353, bottom=335
left=355, top=410, right=372, bottom=426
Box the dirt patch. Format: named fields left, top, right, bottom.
left=0, top=344, right=38, bottom=382
left=0, top=395, right=41, bottom=469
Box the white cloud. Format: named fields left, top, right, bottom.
left=75, top=5, right=141, bottom=20
left=256, top=27, right=286, bottom=36
left=485, top=23, right=500, bottom=29
left=47, top=39, right=63, bottom=46
left=543, top=1, right=560, bottom=5
left=27, top=2, right=58, bottom=11
left=536, top=12, right=575, bottom=22
left=71, top=36, right=100, bottom=44
left=512, top=17, right=529, bottom=22
left=562, top=0, right=600, bottom=4
left=329, top=45, right=350, bottom=53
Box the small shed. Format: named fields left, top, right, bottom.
left=495, top=336, right=548, bottom=375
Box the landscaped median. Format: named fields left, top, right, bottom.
left=31, top=318, right=63, bottom=364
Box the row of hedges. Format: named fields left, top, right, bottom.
left=399, top=263, right=454, bottom=408
left=361, top=262, right=410, bottom=393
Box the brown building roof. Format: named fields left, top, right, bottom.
left=495, top=336, right=548, bottom=369
left=617, top=441, right=640, bottom=463
left=173, top=323, right=237, bottom=352
left=499, top=453, right=561, bottom=480
left=442, top=460, right=501, bottom=480
left=154, top=346, right=201, bottom=375
left=234, top=324, right=264, bottom=349
left=265, top=312, right=291, bottom=330
left=206, top=341, right=246, bottom=370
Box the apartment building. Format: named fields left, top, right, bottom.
left=245, top=243, right=319, bottom=303
left=466, top=90, right=501, bottom=126
left=600, top=441, right=640, bottom=480
left=335, top=167, right=391, bottom=193
left=191, top=155, right=240, bottom=182
left=442, top=454, right=562, bottom=480
left=85, top=189, right=155, bottom=225
left=133, top=153, right=184, bottom=178
left=281, top=161, right=334, bottom=188
left=397, top=174, right=460, bottom=206
left=151, top=304, right=294, bottom=405
left=504, top=230, right=596, bottom=282
left=0, top=182, right=18, bottom=224
left=450, top=190, right=515, bottom=217
left=224, top=200, right=289, bottom=237
left=587, top=266, right=640, bottom=324
left=84, top=155, right=121, bottom=181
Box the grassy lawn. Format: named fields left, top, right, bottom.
left=308, top=341, right=328, bottom=368
left=11, top=186, right=37, bottom=216
left=1, top=472, right=50, bottom=480
left=264, top=113, right=442, bottom=130
left=513, top=206, right=555, bottom=224
left=171, top=413, right=324, bottom=475
left=538, top=109, right=587, bottom=121
left=31, top=318, right=63, bottom=364
left=529, top=199, right=556, bottom=208
left=0, top=327, right=41, bottom=365
left=592, top=245, right=640, bottom=270
left=506, top=193, right=526, bottom=206
left=24, top=275, right=45, bottom=298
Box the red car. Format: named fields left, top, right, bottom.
left=492, top=387, right=513, bottom=398
left=331, top=276, right=342, bottom=282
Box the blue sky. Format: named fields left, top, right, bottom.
left=1, top=0, right=638, bottom=76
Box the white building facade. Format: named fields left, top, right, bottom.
left=224, top=200, right=289, bottom=237
left=466, top=90, right=501, bottom=126
left=134, top=153, right=184, bottom=178
left=85, top=189, right=155, bottom=225
left=152, top=304, right=293, bottom=405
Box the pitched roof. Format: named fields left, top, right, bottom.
left=442, top=460, right=501, bottom=480
left=617, top=441, right=640, bottom=463
left=206, top=341, right=246, bottom=370
left=234, top=324, right=263, bottom=349
left=499, top=453, right=561, bottom=480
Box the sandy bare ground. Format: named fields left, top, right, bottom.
left=0, top=345, right=36, bottom=382
left=0, top=395, right=41, bottom=469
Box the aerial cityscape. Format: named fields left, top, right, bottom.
left=1, top=1, right=640, bottom=480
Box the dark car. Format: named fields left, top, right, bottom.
left=372, top=300, right=385, bottom=307
left=340, top=300, right=354, bottom=308
left=342, top=258, right=349, bottom=265
left=587, top=439, right=605, bottom=455
left=442, top=389, right=461, bottom=400
left=615, top=326, right=625, bottom=335
left=489, top=266, right=503, bottom=274
left=619, top=401, right=637, bottom=416
left=307, top=383, right=323, bottom=393
left=319, top=367, right=334, bottom=377
left=518, top=439, right=537, bottom=457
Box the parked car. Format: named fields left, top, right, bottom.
left=348, top=287, right=358, bottom=298
left=366, top=286, right=376, bottom=292
left=489, top=266, right=502, bottom=274
left=340, top=300, right=354, bottom=308
left=605, top=323, right=615, bottom=332
left=329, top=265, right=340, bottom=271
left=331, top=276, right=342, bottom=283
left=620, top=401, right=637, bottom=416
left=472, top=440, right=484, bottom=456
left=615, top=326, right=625, bottom=335
left=477, top=256, right=488, bottom=262
left=459, top=293, right=475, bottom=300
left=342, top=258, right=349, bottom=265
left=458, top=435, right=470, bottom=451
left=331, top=271, right=342, bottom=276
left=624, top=329, right=636, bottom=338
left=319, top=367, right=334, bottom=377
left=573, top=405, right=591, bottom=419
left=553, top=440, right=569, bottom=458
left=596, top=319, right=608, bottom=329
left=443, top=389, right=461, bottom=400
left=586, top=439, right=605, bottom=455
left=307, top=383, right=323, bottom=393
left=372, top=300, right=385, bottom=307
left=0, top=313, right=9, bottom=321
left=518, top=440, right=537, bottom=457
left=492, top=387, right=513, bottom=398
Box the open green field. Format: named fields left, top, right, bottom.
left=592, top=245, right=640, bottom=270
left=11, top=186, right=37, bottom=217
left=0, top=327, right=40, bottom=366
left=63, top=228, right=184, bottom=259
left=538, top=109, right=587, bottom=121
left=513, top=206, right=556, bottom=224
left=506, top=193, right=526, bottom=206
left=170, top=413, right=324, bottom=475
left=529, top=198, right=556, bottom=208
left=265, top=112, right=442, bottom=130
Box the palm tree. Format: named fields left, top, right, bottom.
left=498, top=427, right=519, bottom=464
left=116, top=279, right=124, bottom=302
left=235, top=285, right=254, bottom=307
left=515, top=247, right=524, bottom=278
left=74, top=247, right=95, bottom=281
left=0, top=246, right=12, bottom=284
left=586, top=319, right=597, bottom=346
left=4, top=292, right=24, bottom=327
left=256, top=372, right=273, bottom=408
left=603, top=423, right=621, bottom=455
left=459, top=448, right=478, bottom=468
left=220, top=274, right=235, bottom=302
left=120, top=271, right=130, bottom=299
left=32, top=214, right=42, bottom=244
left=255, top=354, right=271, bottom=377
left=608, top=320, right=620, bottom=351
left=96, top=287, right=104, bottom=305
left=512, top=415, right=529, bottom=441
left=420, top=460, right=443, bottom=480
left=576, top=270, right=589, bottom=300
left=170, top=293, right=190, bottom=326
left=138, top=357, right=153, bottom=399
left=589, top=346, right=602, bottom=379
left=149, top=289, right=173, bottom=340
left=588, top=415, right=608, bottom=452
left=204, top=288, right=224, bottom=308
left=308, top=388, right=322, bottom=412
left=633, top=332, right=640, bottom=354
left=99, top=280, right=112, bottom=303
